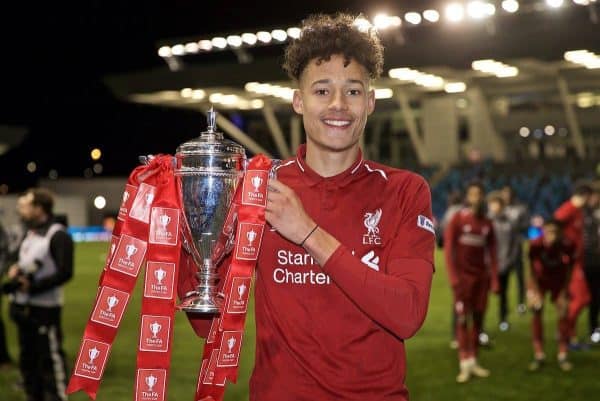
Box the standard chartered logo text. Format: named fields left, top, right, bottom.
left=273, top=250, right=331, bottom=285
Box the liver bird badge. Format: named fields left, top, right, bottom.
left=363, top=209, right=382, bottom=235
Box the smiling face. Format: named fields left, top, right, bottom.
left=292, top=54, right=375, bottom=154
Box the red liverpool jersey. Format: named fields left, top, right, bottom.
left=529, top=237, right=575, bottom=284
left=443, top=208, right=498, bottom=284
left=250, top=145, right=435, bottom=401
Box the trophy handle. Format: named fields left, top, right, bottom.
left=241, top=158, right=281, bottom=178
left=218, top=158, right=280, bottom=257
left=139, top=154, right=177, bottom=168
left=222, top=231, right=236, bottom=260
left=269, top=159, right=282, bottom=179
left=175, top=175, right=200, bottom=262
left=138, top=154, right=154, bottom=165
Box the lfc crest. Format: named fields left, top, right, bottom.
left=363, top=208, right=382, bottom=245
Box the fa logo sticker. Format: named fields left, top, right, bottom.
left=363, top=208, right=382, bottom=245
left=417, top=215, right=435, bottom=234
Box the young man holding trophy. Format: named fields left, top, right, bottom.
left=66, top=12, right=434, bottom=401
left=253, top=13, right=435, bottom=401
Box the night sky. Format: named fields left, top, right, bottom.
left=1, top=0, right=392, bottom=192
left=1, top=0, right=598, bottom=192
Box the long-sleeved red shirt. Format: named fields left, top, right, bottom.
left=554, top=200, right=583, bottom=256
left=443, top=208, right=498, bottom=287
left=528, top=237, right=575, bottom=287
left=250, top=145, right=435, bottom=401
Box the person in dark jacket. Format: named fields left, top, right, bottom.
left=500, top=186, right=529, bottom=315
left=488, top=194, right=520, bottom=331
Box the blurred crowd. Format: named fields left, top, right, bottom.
left=438, top=179, right=600, bottom=382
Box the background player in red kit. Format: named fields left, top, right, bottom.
left=554, top=184, right=593, bottom=347
left=444, top=182, right=499, bottom=383
left=251, top=13, right=435, bottom=401
left=527, top=219, right=575, bottom=371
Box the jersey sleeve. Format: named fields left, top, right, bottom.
left=322, top=176, right=434, bottom=339
left=528, top=241, right=543, bottom=280
left=554, top=201, right=583, bottom=254
left=554, top=201, right=577, bottom=225
left=565, top=240, right=577, bottom=266
left=391, top=178, right=436, bottom=266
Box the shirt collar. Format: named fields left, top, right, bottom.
left=295, top=144, right=365, bottom=188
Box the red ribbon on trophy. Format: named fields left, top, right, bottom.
left=66, top=154, right=272, bottom=401
left=188, top=155, right=271, bottom=401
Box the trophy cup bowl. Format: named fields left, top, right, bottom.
left=175, top=108, right=246, bottom=314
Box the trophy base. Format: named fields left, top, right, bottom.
left=177, top=294, right=222, bottom=314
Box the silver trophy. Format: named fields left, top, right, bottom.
left=175, top=108, right=246, bottom=314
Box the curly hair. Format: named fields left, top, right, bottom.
left=282, top=13, right=384, bottom=82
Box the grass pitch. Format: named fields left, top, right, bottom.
left=0, top=242, right=597, bottom=400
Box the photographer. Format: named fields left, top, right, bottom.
left=2, top=188, right=73, bottom=401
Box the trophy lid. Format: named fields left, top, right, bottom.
left=176, top=107, right=246, bottom=173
